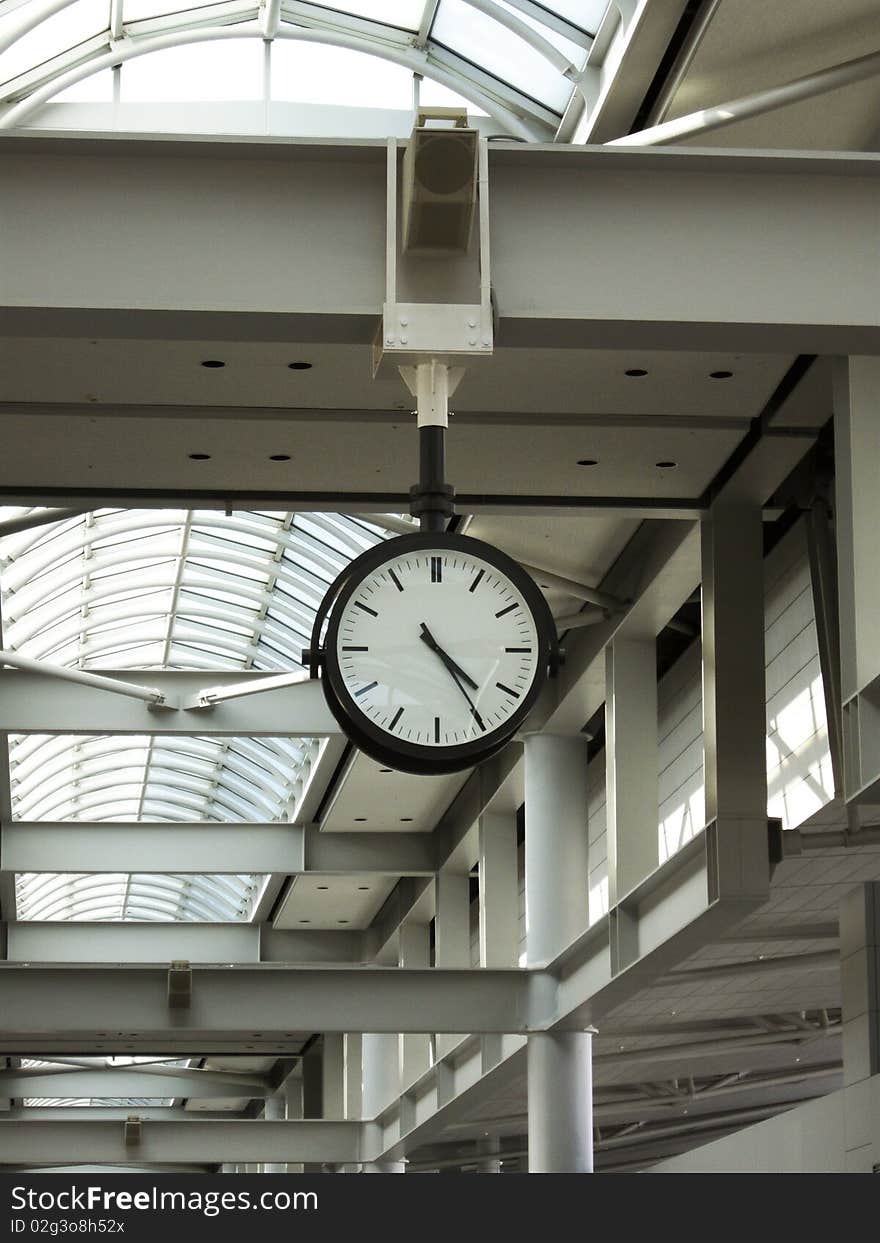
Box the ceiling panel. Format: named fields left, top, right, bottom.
left=320, top=751, right=465, bottom=831
left=0, top=339, right=794, bottom=418
left=273, top=872, right=395, bottom=929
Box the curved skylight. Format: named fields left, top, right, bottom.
left=0, top=507, right=386, bottom=922
left=0, top=0, right=607, bottom=137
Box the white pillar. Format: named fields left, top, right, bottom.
left=701, top=502, right=769, bottom=904
left=344, top=1032, right=362, bottom=1119
left=322, top=1034, right=345, bottom=1120
left=527, top=1032, right=593, bottom=1173
left=524, top=734, right=589, bottom=964
left=833, top=357, right=880, bottom=803
left=434, top=870, right=471, bottom=1058
left=263, top=1090, right=286, bottom=1173
left=285, top=1073, right=304, bottom=1174
left=524, top=733, right=592, bottom=1173
left=478, top=812, right=519, bottom=968
left=399, top=921, right=432, bottom=1088
left=362, top=1031, right=400, bottom=1119
left=605, top=636, right=658, bottom=903
left=840, top=882, right=880, bottom=1172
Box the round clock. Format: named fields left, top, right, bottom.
left=313, top=532, right=558, bottom=775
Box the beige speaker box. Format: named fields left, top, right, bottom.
left=402, top=110, right=478, bottom=255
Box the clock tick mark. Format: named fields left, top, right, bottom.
left=354, top=681, right=378, bottom=698
left=342, top=646, right=369, bottom=651
left=495, top=603, right=517, bottom=618
left=506, top=646, right=531, bottom=653
left=430, top=556, right=442, bottom=583
left=469, top=568, right=484, bottom=593
left=434, top=716, right=440, bottom=743
left=388, top=568, right=404, bottom=592
left=390, top=707, right=404, bottom=730
left=496, top=682, right=520, bottom=698
left=354, top=601, right=378, bottom=617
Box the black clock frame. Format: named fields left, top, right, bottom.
left=308, top=531, right=559, bottom=775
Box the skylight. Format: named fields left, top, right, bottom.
left=0, top=0, right=607, bottom=137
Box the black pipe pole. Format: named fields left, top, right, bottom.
left=410, top=424, right=455, bottom=533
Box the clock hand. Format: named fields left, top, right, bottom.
left=418, top=623, right=479, bottom=691
left=419, top=626, right=485, bottom=730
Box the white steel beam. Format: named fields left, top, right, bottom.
left=0, top=1069, right=269, bottom=1099
left=0, top=965, right=550, bottom=1047
left=3, top=139, right=880, bottom=355
left=6, top=921, right=261, bottom=965
left=0, top=670, right=339, bottom=735
left=0, top=1120, right=361, bottom=1166
left=0, top=823, right=437, bottom=876
left=6, top=921, right=369, bottom=965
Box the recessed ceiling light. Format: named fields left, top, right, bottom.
left=288, top=361, right=313, bottom=370
left=710, top=370, right=733, bottom=379
left=655, top=460, right=677, bottom=469
left=201, top=359, right=225, bottom=368
left=577, top=459, right=599, bottom=467
left=269, top=454, right=291, bottom=461
left=625, top=368, right=648, bottom=377
left=189, top=453, right=211, bottom=460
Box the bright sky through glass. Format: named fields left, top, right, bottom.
left=0, top=0, right=604, bottom=132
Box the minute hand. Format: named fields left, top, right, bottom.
left=418, top=624, right=479, bottom=691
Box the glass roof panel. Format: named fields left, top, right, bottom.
left=0, top=506, right=386, bottom=924
left=123, top=0, right=236, bottom=19
left=272, top=37, right=412, bottom=108
left=0, top=0, right=600, bottom=134
left=0, top=0, right=109, bottom=88
left=431, top=0, right=583, bottom=110
left=541, top=0, right=606, bottom=34
left=304, top=0, right=426, bottom=30
left=121, top=36, right=263, bottom=100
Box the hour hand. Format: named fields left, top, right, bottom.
left=418, top=623, right=479, bottom=691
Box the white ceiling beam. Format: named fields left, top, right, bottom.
left=0, top=822, right=438, bottom=875
left=0, top=670, right=339, bottom=735
left=4, top=140, right=880, bottom=355
left=7, top=920, right=369, bottom=965
left=0, top=1119, right=361, bottom=1165
left=6, top=921, right=261, bottom=965
left=0, top=964, right=549, bottom=1042
left=0, top=1069, right=269, bottom=1099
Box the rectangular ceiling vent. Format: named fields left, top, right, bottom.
left=402, top=109, right=478, bottom=255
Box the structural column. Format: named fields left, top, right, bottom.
left=285, top=1071, right=304, bottom=1174
left=524, top=733, right=592, bottom=1173
left=263, top=1090, right=286, bottom=1174
left=399, top=921, right=432, bottom=1089
left=605, top=636, right=658, bottom=903
left=478, top=812, right=519, bottom=968
left=434, top=869, right=471, bottom=1058
left=361, top=1031, right=400, bottom=1121
left=833, top=356, right=880, bottom=802
left=701, top=502, right=769, bottom=902
left=840, top=882, right=880, bottom=1172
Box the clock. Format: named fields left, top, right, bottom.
left=312, top=532, right=558, bottom=775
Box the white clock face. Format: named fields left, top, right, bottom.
left=333, top=547, right=541, bottom=748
